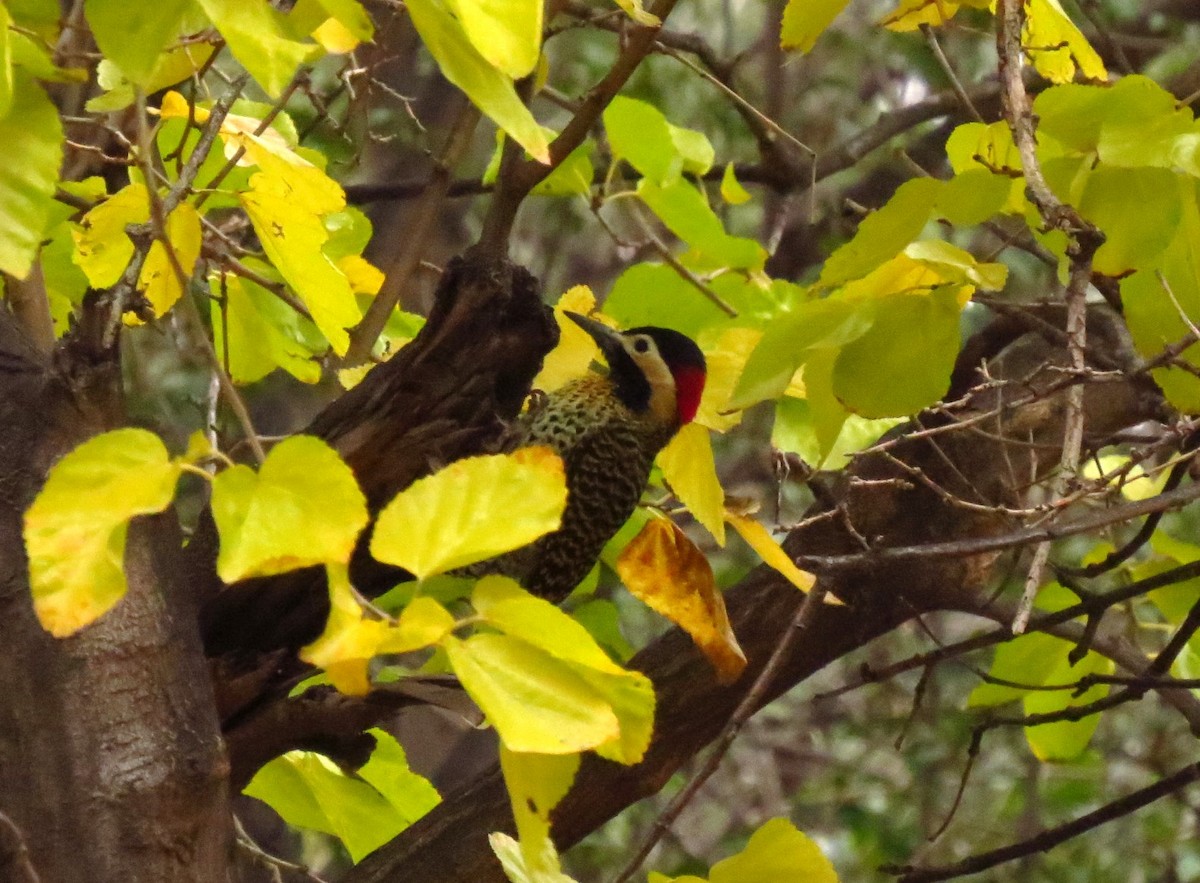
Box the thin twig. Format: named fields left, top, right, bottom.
left=609, top=583, right=829, bottom=883
left=920, top=24, right=984, bottom=122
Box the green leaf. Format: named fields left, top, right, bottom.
left=937, top=169, right=1013, bottom=226
left=212, top=273, right=322, bottom=385
left=772, top=397, right=903, bottom=469
left=0, top=4, right=13, bottom=120
left=819, top=177, right=941, bottom=287
left=24, top=429, right=181, bottom=636
left=85, top=0, right=195, bottom=85
left=370, top=448, right=567, bottom=579
left=211, top=435, right=368, bottom=581
left=604, top=263, right=729, bottom=337
left=1078, top=167, right=1182, bottom=276
left=444, top=633, right=621, bottom=753
left=1023, top=648, right=1113, bottom=762
left=444, top=0, right=542, bottom=78
left=197, top=0, right=317, bottom=97
left=244, top=736, right=439, bottom=863
left=0, top=75, right=62, bottom=278
left=832, top=287, right=962, bottom=417
left=710, top=818, right=839, bottom=883
left=668, top=123, right=714, bottom=177
left=967, top=631, right=1066, bottom=708
left=240, top=188, right=362, bottom=354
left=780, top=0, right=850, bottom=52
left=604, top=95, right=679, bottom=184
left=720, top=162, right=751, bottom=205
left=636, top=178, right=767, bottom=270
left=406, top=0, right=550, bottom=163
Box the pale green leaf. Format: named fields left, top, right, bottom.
left=668, top=123, right=714, bottom=177
left=611, top=0, right=658, bottom=25
left=211, top=273, right=323, bottom=385
left=819, top=177, right=941, bottom=287
left=490, top=833, right=580, bottom=883
left=780, top=0, right=850, bottom=52
left=24, top=429, right=181, bottom=636
left=637, top=178, right=766, bottom=270
left=406, top=0, right=550, bottom=162
left=445, top=0, right=542, bottom=78
left=0, top=4, right=13, bottom=119
left=1024, top=648, right=1113, bottom=761
left=710, top=818, right=839, bottom=883
left=444, top=633, right=620, bottom=753
left=85, top=0, right=195, bottom=85
left=370, top=448, right=567, bottom=579
left=244, top=740, right=437, bottom=863
left=358, top=728, right=442, bottom=821
left=1078, top=167, right=1182, bottom=276
left=499, top=747, right=579, bottom=877
left=832, top=287, right=963, bottom=417
left=604, top=95, right=678, bottom=183
left=720, top=162, right=751, bottom=205
left=211, top=435, right=368, bottom=581
left=240, top=188, right=361, bottom=354
left=198, top=0, right=317, bottom=96
left=0, top=75, right=62, bottom=278
left=967, top=631, right=1065, bottom=708
left=604, top=263, right=730, bottom=337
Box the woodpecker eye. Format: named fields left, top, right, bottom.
left=633, top=337, right=651, bottom=354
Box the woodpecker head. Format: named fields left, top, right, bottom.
left=564, top=311, right=707, bottom=429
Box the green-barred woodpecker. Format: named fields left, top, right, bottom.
left=472, top=311, right=707, bottom=601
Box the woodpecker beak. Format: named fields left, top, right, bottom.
left=564, top=311, right=625, bottom=364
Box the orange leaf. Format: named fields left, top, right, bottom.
left=615, top=518, right=746, bottom=683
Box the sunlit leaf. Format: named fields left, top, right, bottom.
left=372, top=448, right=567, bottom=578
left=240, top=188, right=362, bottom=354
left=0, top=75, right=60, bottom=272
left=490, top=832, right=580, bottom=883
left=406, top=0, right=550, bottom=163
left=709, top=818, right=839, bottom=883
left=211, top=273, right=323, bottom=385
left=445, top=0, right=541, bottom=78
left=85, top=0, right=194, bottom=85
left=1024, top=0, right=1105, bottom=85
left=694, top=327, right=760, bottom=432
left=720, top=162, right=751, bottom=205
left=378, top=596, right=457, bottom=653
left=300, top=563, right=390, bottom=695
left=72, top=182, right=150, bottom=288
left=616, top=517, right=746, bottom=683
left=244, top=733, right=439, bottom=863
left=133, top=203, right=202, bottom=320
left=604, top=95, right=679, bottom=184
left=211, top=435, right=369, bottom=582
left=611, top=0, right=658, bottom=26
left=726, top=513, right=815, bottom=594
left=499, top=747, right=579, bottom=878
left=637, top=178, right=767, bottom=270
left=25, top=429, right=181, bottom=636
left=198, top=0, right=318, bottom=97
left=782, top=0, right=851, bottom=50
left=880, top=0, right=961, bottom=31
left=658, top=423, right=725, bottom=545
left=444, top=632, right=620, bottom=753
left=534, top=286, right=604, bottom=391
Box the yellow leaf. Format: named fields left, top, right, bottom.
left=445, top=0, right=542, bottom=79
left=499, top=747, right=579, bottom=878
left=616, top=518, right=746, bottom=683
left=211, top=273, right=322, bottom=385
left=1024, top=0, right=1106, bottom=84
left=696, top=326, right=762, bottom=431
left=338, top=254, right=385, bottom=295
left=133, top=203, right=202, bottom=320
left=240, top=188, right=362, bottom=355
left=24, top=429, right=181, bottom=636
left=444, top=633, right=620, bottom=753
left=533, top=286, right=608, bottom=392
left=612, top=0, right=659, bottom=25
left=71, top=182, right=150, bottom=287
left=658, top=423, right=725, bottom=546
left=211, top=435, right=369, bottom=582
left=880, top=0, right=961, bottom=31
left=234, top=131, right=346, bottom=215
left=378, top=596, right=457, bottom=653
left=312, top=17, right=360, bottom=53
left=710, top=818, right=839, bottom=883
left=336, top=364, right=372, bottom=389
left=725, top=512, right=816, bottom=594
left=370, top=447, right=567, bottom=579
left=300, top=563, right=390, bottom=695
left=781, top=0, right=851, bottom=51
left=472, top=577, right=655, bottom=763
